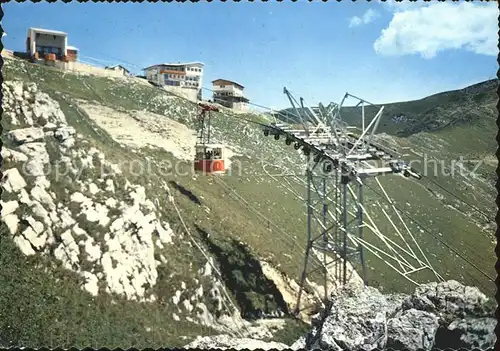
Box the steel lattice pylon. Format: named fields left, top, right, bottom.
left=294, top=156, right=373, bottom=314
left=262, top=88, right=443, bottom=315
left=294, top=159, right=366, bottom=312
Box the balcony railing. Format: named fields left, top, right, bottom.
left=160, top=69, right=186, bottom=75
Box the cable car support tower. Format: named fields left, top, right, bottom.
left=262, top=88, right=443, bottom=315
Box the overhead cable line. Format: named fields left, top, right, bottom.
left=164, top=81, right=496, bottom=285
left=363, top=182, right=494, bottom=283
left=26, top=56, right=492, bottom=288
left=212, top=176, right=341, bottom=280
left=162, top=182, right=249, bottom=337
left=423, top=175, right=493, bottom=223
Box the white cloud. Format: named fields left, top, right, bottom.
left=379, top=0, right=428, bottom=13
left=349, top=9, right=380, bottom=28
left=374, top=2, right=498, bottom=59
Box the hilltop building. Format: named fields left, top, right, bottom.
left=105, top=64, right=131, bottom=77
left=212, top=79, right=249, bottom=111
left=22, top=27, right=133, bottom=79
left=26, top=27, right=79, bottom=62
left=143, top=62, right=204, bottom=102
left=66, top=45, right=79, bottom=61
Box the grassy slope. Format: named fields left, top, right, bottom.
left=2, top=58, right=309, bottom=277
left=278, top=79, right=498, bottom=136
left=1, top=59, right=310, bottom=347
left=1, top=58, right=496, bottom=345
left=0, top=223, right=214, bottom=348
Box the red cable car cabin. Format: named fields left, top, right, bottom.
left=193, top=102, right=227, bottom=175
left=194, top=143, right=226, bottom=174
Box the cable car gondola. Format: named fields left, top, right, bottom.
left=193, top=103, right=227, bottom=175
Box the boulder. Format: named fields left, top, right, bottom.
left=54, top=126, right=76, bottom=142
left=2, top=168, right=27, bottom=193
left=303, top=286, right=404, bottom=350
left=184, top=335, right=288, bottom=350
left=386, top=309, right=439, bottom=351
left=3, top=214, right=19, bottom=235
left=7, top=127, right=44, bottom=144
left=13, top=235, right=36, bottom=256
left=434, top=317, right=496, bottom=349
left=293, top=280, right=495, bottom=351
left=403, top=280, right=492, bottom=321
left=1, top=200, right=19, bottom=217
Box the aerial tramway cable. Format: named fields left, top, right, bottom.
left=161, top=182, right=249, bottom=337
left=38, top=58, right=492, bottom=293
left=363, top=183, right=494, bottom=282
left=201, top=86, right=496, bottom=287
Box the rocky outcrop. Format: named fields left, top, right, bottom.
left=190, top=280, right=494, bottom=350
left=297, top=284, right=404, bottom=351
left=2, top=168, right=27, bottom=194
left=1, top=80, right=294, bottom=338
left=1, top=82, right=186, bottom=303
left=386, top=309, right=439, bottom=351
left=297, top=280, right=495, bottom=351
left=402, top=279, right=491, bottom=321
left=185, top=335, right=288, bottom=350
left=7, top=127, right=45, bottom=144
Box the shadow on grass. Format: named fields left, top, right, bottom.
left=168, top=181, right=202, bottom=206
left=195, top=224, right=289, bottom=320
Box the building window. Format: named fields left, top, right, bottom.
left=35, top=45, right=62, bottom=56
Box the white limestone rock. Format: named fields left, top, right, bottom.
left=81, top=271, right=100, bottom=296
left=2, top=168, right=27, bottom=193
left=7, top=127, right=44, bottom=144
left=1, top=200, right=19, bottom=217
left=84, top=239, right=102, bottom=263
left=54, top=230, right=80, bottom=271
left=1, top=147, right=29, bottom=163
left=105, top=178, right=115, bottom=193
left=88, top=183, right=100, bottom=195
left=54, top=126, right=76, bottom=142
left=14, top=235, right=36, bottom=256
left=43, top=122, right=58, bottom=131
left=25, top=216, right=45, bottom=235
left=182, top=299, right=194, bottom=313
left=22, top=227, right=47, bottom=251
left=30, top=186, right=55, bottom=210
left=3, top=214, right=19, bottom=235
left=70, top=192, right=87, bottom=203
left=156, top=221, right=174, bottom=244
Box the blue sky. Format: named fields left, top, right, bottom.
left=3, top=1, right=498, bottom=110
